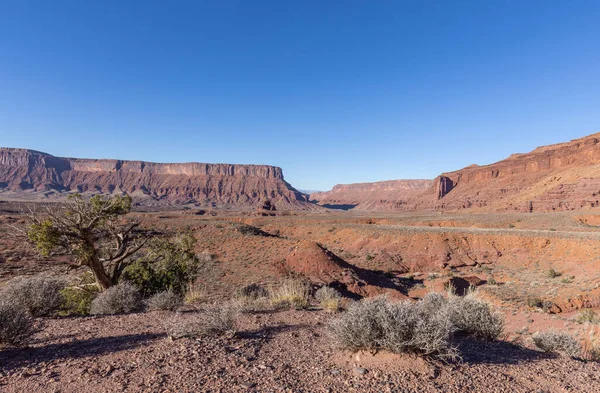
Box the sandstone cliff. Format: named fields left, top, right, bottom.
left=310, top=179, right=433, bottom=210
left=312, top=132, right=600, bottom=212
left=0, top=148, right=312, bottom=209
left=431, top=132, right=600, bottom=212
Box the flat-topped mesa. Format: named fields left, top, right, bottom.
left=0, top=148, right=310, bottom=209
left=311, top=179, right=433, bottom=211
left=432, top=132, right=600, bottom=211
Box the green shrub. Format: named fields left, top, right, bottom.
left=59, top=287, right=97, bottom=316
left=546, top=269, right=561, bottom=279
left=123, top=232, right=200, bottom=296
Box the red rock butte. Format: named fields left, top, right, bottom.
left=0, top=148, right=311, bottom=209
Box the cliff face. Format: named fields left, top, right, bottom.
left=310, top=179, right=433, bottom=210
left=0, top=148, right=311, bottom=209
left=312, top=132, right=600, bottom=212
left=431, top=132, right=600, bottom=212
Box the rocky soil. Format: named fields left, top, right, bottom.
left=1, top=309, right=599, bottom=393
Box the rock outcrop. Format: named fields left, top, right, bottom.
left=312, top=132, right=600, bottom=212
left=310, top=179, right=433, bottom=210
left=0, top=148, right=312, bottom=209
left=431, top=132, right=600, bottom=212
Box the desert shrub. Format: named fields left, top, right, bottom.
left=546, top=269, right=561, bottom=278
left=527, top=297, right=543, bottom=308
left=0, top=301, right=38, bottom=346
left=575, top=309, right=599, bottom=324
left=582, top=325, right=600, bottom=361
left=270, top=279, right=310, bottom=310
left=90, top=282, right=142, bottom=315
left=449, top=294, right=505, bottom=341
left=315, top=286, right=342, bottom=312
left=532, top=330, right=581, bottom=357
left=235, top=283, right=269, bottom=301
left=165, top=303, right=237, bottom=339
left=122, top=232, right=200, bottom=297
left=145, top=290, right=182, bottom=311
left=327, top=296, right=458, bottom=360
left=0, top=276, right=65, bottom=317
left=59, top=287, right=97, bottom=316
left=232, top=283, right=272, bottom=313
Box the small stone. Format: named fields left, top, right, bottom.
left=354, top=367, right=368, bottom=375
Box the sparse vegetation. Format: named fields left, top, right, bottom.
left=270, top=279, right=310, bottom=310
left=546, top=268, right=561, bottom=278
left=575, top=309, right=599, bottom=324
left=532, top=330, right=581, bottom=358
left=90, top=282, right=142, bottom=315
left=0, top=301, right=38, bottom=347
left=26, top=194, right=147, bottom=290
left=315, top=286, right=342, bottom=312
left=449, top=293, right=505, bottom=341
left=165, top=303, right=237, bottom=339
left=0, top=276, right=65, bottom=317
left=145, top=290, right=183, bottom=311
left=59, top=287, right=97, bottom=316
left=527, top=297, right=543, bottom=308
left=327, top=295, right=458, bottom=360
left=123, top=232, right=200, bottom=296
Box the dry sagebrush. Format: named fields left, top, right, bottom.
left=0, top=276, right=65, bottom=317
left=145, top=290, right=183, bottom=311
left=0, top=301, right=38, bottom=346
left=232, top=283, right=272, bottom=313
left=165, top=303, right=238, bottom=339
left=90, top=282, right=142, bottom=315
left=450, top=293, right=505, bottom=341
left=327, top=295, right=459, bottom=360
left=533, top=330, right=581, bottom=358
left=315, top=286, right=342, bottom=312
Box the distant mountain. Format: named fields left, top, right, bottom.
left=0, top=148, right=314, bottom=210
left=312, top=132, right=600, bottom=212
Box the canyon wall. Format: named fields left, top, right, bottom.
left=310, top=179, right=433, bottom=210
left=0, top=148, right=311, bottom=209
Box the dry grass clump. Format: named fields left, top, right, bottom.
left=90, top=282, right=142, bottom=315
left=0, top=301, right=38, bottom=346
left=270, top=279, right=310, bottom=310
left=582, top=325, right=600, bottom=361
left=145, top=290, right=183, bottom=311
left=532, top=330, right=581, bottom=358
left=0, top=276, right=65, bottom=317
left=575, top=309, right=599, bottom=324
left=165, top=303, right=238, bottom=339
left=327, top=296, right=458, bottom=360
left=232, top=283, right=272, bottom=313
left=449, top=293, right=505, bottom=341
left=315, top=286, right=342, bottom=312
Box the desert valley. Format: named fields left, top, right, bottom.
left=2, top=133, right=600, bottom=392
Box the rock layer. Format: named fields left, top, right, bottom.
left=313, top=132, right=600, bottom=212
left=310, top=179, right=433, bottom=210
left=0, top=148, right=311, bottom=209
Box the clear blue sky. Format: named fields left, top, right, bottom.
left=1, top=1, right=599, bottom=190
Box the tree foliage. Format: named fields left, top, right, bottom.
left=122, top=232, right=200, bottom=296
left=26, top=194, right=147, bottom=290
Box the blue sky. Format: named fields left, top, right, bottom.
left=1, top=1, right=599, bottom=190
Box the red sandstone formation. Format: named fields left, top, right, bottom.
left=313, top=132, right=600, bottom=212
left=0, top=148, right=312, bottom=209
left=431, top=132, right=600, bottom=212
left=310, top=179, right=433, bottom=210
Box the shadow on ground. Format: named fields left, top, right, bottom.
left=0, top=333, right=165, bottom=372
left=457, top=338, right=553, bottom=365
